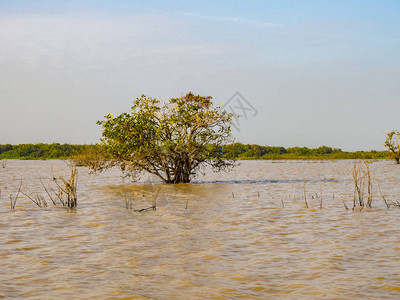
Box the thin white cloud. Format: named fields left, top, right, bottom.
left=183, top=12, right=281, bottom=28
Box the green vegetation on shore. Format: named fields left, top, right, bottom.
left=0, top=143, right=90, bottom=160
left=220, top=143, right=389, bottom=160
left=0, top=143, right=390, bottom=160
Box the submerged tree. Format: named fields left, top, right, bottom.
left=384, top=131, right=400, bottom=164
left=97, top=92, right=235, bottom=183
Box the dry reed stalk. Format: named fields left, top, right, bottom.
left=334, top=193, right=349, bottom=211
left=341, top=197, right=349, bottom=210
left=364, top=162, right=372, bottom=207
left=123, top=190, right=134, bottom=209
left=19, top=189, right=48, bottom=207
left=318, top=172, right=323, bottom=209
left=0, top=178, right=22, bottom=209
left=352, top=160, right=373, bottom=210
left=391, top=199, right=400, bottom=207
left=52, top=162, right=78, bottom=208
left=0, top=163, right=78, bottom=209
left=47, top=182, right=66, bottom=206
left=352, top=162, right=363, bottom=208
left=303, top=179, right=308, bottom=208
left=150, top=187, right=161, bottom=211
left=124, top=182, right=161, bottom=212
left=376, top=180, right=390, bottom=208
left=0, top=160, right=7, bottom=169
left=40, top=178, right=57, bottom=205
left=185, top=198, right=189, bottom=210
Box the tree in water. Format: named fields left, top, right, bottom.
left=97, top=92, right=235, bottom=183
left=384, top=131, right=400, bottom=164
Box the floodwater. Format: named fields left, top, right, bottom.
left=1, top=159, right=400, bottom=299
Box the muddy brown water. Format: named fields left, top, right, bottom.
left=1, top=160, right=400, bottom=299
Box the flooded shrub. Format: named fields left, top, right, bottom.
left=0, top=179, right=22, bottom=209
left=52, top=162, right=78, bottom=208
left=97, top=92, right=235, bottom=183
left=352, top=161, right=372, bottom=209
left=384, top=131, right=400, bottom=164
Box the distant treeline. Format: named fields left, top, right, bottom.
left=0, top=143, right=390, bottom=160
left=220, top=143, right=389, bottom=160
left=0, top=143, right=90, bottom=160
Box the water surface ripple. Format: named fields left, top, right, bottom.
left=1, top=160, right=400, bottom=299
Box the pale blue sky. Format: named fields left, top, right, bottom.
left=1, top=0, right=399, bottom=150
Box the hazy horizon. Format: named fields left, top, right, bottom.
left=1, top=1, right=399, bottom=151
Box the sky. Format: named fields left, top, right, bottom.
left=0, top=0, right=399, bottom=151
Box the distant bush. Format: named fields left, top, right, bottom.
left=0, top=143, right=82, bottom=160
left=0, top=144, right=12, bottom=154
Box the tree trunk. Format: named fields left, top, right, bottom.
left=167, top=160, right=192, bottom=183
